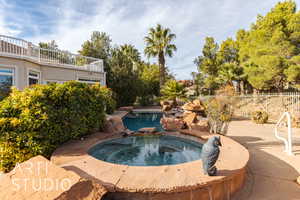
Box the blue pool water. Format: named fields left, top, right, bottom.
left=122, top=112, right=164, bottom=131
left=88, top=135, right=203, bottom=166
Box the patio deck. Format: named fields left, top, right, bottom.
left=228, top=120, right=300, bottom=200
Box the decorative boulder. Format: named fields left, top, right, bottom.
left=160, top=117, right=186, bottom=131
left=0, top=156, right=107, bottom=200
left=160, top=100, right=170, bottom=106
left=182, top=100, right=205, bottom=112
left=189, top=119, right=209, bottom=132
left=103, top=116, right=125, bottom=133
left=162, top=104, right=172, bottom=112
left=138, top=127, right=157, bottom=133
left=183, top=112, right=197, bottom=126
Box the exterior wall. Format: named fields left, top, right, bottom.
left=0, top=56, right=105, bottom=90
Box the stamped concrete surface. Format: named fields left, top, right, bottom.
left=228, top=120, right=300, bottom=200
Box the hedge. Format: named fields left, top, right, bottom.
left=0, top=81, right=115, bottom=172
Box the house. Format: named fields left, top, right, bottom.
left=0, top=34, right=106, bottom=94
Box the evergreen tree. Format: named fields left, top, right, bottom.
left=194, top=37, right=220, bottom=94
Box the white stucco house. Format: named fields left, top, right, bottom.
left=0, top=35, right=106, bottom=95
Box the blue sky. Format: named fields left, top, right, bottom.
left=1, top=0, right=299, bottom=79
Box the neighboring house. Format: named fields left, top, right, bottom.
left=0, top=35, right=106, bottom=95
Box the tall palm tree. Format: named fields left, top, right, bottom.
left=144, top=24, right=177, bottom=88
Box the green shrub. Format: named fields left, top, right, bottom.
left=99, top=86, right=116, bottom=114
left=136, top=95, right=155, bottom=106
left=251, top=111, right=268, bottom=124
left=0, top=81, right=114, bottom=172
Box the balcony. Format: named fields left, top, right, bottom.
left=0, top=35, right=104, bottom=73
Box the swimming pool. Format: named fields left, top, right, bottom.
left=88, top=134, right=203, bottom=166
left=122, top=112, right=164, bottom=131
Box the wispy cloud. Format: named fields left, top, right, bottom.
left=0, top=0, right=21, bottom=36
left=1, top=0, right=298, bottom=79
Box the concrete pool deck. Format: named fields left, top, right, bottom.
left=227, top=120, right=300, bottom=200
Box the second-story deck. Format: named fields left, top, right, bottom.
left=0, top=35, right=104, bottom=73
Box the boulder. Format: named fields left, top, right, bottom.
left=103, top=116, right=125, bottom=133
left=0, top=156, right=107, bottom=200
left=160, top=117, right=186, bottom=131
left=189, top=119, right=209, bottom=132
left=138, top=127, right=157, bottom=133
left=182, top=100, right=205, bottom=112
left=160, top=100, right=170, bottom=106
left=297, top=176, right=300, bottom=185
left=183, top=112, right=197, bottom=125
left=162, top=104, right=172, bottom=112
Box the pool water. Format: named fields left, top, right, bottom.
left=122, top=112, right=164, bottom=131
left=88, top=135, right=203, bottom=166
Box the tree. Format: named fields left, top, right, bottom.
left=38, top=40, right=58, bottom=50
left=120, top=44, right=141, bottom=63
left=120, top=44, right=141, bottom=71
left=217, top=38, right=244, bottom=92
left=160, top=80, right=187, bottom=106
left=238, top=1, right=300, bottom=92
left=194, top=37, right=220, bottom=94
left=136, top=63, right=160, bottom=105
left=284, top=56, right=300, bottom=88
left=79, top=31, right=112, bottom=84
left=108, top=46, right=140, bottom=106
left=144, top=24, right=177, bottom=88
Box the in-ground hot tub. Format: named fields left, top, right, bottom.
left=51, top=130, right=249, bottom=200
left=88, top=134, right=203, bottom=166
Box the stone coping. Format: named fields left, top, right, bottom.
left=51, top=131, right=249, bottom=194
left=132, top=109, right=162, bottom=113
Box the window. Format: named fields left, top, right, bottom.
left=0, top=67, right=14, bottom=99
left=45, top=80, right=65, bottom=84
left=28, top=70, right=40, bottom=86
left=78, top=78, right=101, bottom=85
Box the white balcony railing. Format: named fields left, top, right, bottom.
left=0, top=35, right=104, bottom=73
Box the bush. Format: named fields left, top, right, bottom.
left=251, top=111, right=268, bottom=124
left=205, top=97, right=233, bottom=135
left=0, top=81, right=114, bottom=172
left=99, top=86, right=116, bottom=114
left=136, top=95, right=155, bottom=106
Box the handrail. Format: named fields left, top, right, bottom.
left=274, top=112, right=294, bottom=155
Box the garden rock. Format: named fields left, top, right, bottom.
left=0, top=156, right=107, bottom=200
left=138, top=127, right=157, bottom=133
left=183, top=112, right=197, bottom=125
left=160, top=117, right=186, bottom=131
left=103, top=116, right=125, bottom=133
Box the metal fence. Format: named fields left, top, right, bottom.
left=199, top=92, right=300, bottom=122
left=0, top=35, right=104, bottom=73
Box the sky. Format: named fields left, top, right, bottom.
left=1, top=0, right=299, bottom=80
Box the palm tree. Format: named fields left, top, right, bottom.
left=144, top=24, right=177, bottom=88
left=120, top=44, right=141, bottom=71
left=160, top=80, right=187, bottom=106
left=120, top=44, right=141, bottom=63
